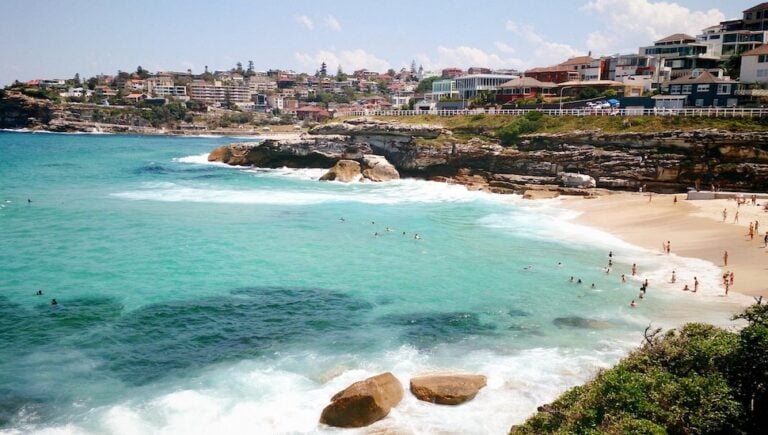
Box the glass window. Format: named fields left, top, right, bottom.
left=760, top=54, right=768, bottom=63
left=670, top=85, right=681, bottom=94
left=697, top=84, right=710, bottom=93
left=717, top=84, right=731, bottom=94
left=695, top=99, right=704, bottom=107
left=682, top=85, right=692, bottom=94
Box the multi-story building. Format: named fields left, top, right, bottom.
left=431, top=79, right=459, bottom=100
left=188, top=80, right=253, bottom=104
left=639, top=33, right=719, bottom=79
left=524, top=66, right=580, bottom=84
left=455, top=73, right=518, bottom=99
left=496, top=77, right=556, bottom=103
left=152, top=85, right=188, bottom=98
left=441, top=68, right=464, bottom=78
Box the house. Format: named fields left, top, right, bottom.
left=524, top=66, right=580, bottom=84
left=295, top=106, right=330, bottom=121
left=697, top=3, right=768, bottom=60
left=739, top=44, right=768, bottom=83
left=125, top=93, right=147, bottom=103
left=496, top=77, right=557, bottom=103
left=441, top=67, right=464, bottom=78
left=663, top=70, right=739, bottom=107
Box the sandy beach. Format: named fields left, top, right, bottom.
left=561, top=192, right=768, bottom=298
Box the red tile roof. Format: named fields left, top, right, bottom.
left=742, top=44, right=768, bottom=56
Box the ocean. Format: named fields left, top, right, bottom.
left=0, top=131, right=749, bottom=434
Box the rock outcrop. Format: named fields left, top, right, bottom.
left=361, top=154, right=400, bottom=182
left=319, top=160, right=362, bottom=182
left=208, top=119, right=768, bottom=194
left=320, top=372, right=404, bottom=428
left=410, top=374, right=487, bottom=405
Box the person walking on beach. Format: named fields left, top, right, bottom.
left=734, top=210, right=740, bottom=224
left=666, top=241, right=671, bottom=255
left=722, top=208, right=728, bottom=222
left=621, top=274, right=626, bottom=283
left=694, top=277, right=699, bottom=292
left=755, top=221, right=760, bottom=234
left=671, top=270, right=677, bottom=284
left=632, top=263, right=637, bottom=276
left=764, top=231, right=768, bottom=248
left=723, top=250, right=728, bottom=266
left=673, top=196, right=678, bottom=205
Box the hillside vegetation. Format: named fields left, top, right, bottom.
left=510, top=304, right=768, bottom=435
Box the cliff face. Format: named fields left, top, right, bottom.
left=209, top=119, right=768, bottom=193
left=0, top=94, right=54, bottom=129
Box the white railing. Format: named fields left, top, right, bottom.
left=335, top=108, right=768, bottom=118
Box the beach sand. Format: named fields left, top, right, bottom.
left=562, top=192, right=768, bottom=298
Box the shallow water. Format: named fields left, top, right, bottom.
left=0, top=132, right=748, bottom=434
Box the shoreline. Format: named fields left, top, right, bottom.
left=560, top=192, right=768, bottom=299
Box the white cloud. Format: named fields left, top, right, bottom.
left=494, top=41, right=515, bottom=54
left=505, top=21, right=583, bottom=68
left=324, top=15, right=341, bottom=32
left=295, top=15, right=314, bottom=30
left=414, top=45, right=525, bottom=73
left=295, top=49, right=390, bottom=73
left=581, top=0, right=725, bottom=54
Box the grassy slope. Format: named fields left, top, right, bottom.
left=355, top=115, right=768, bottom=144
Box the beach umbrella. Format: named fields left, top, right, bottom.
left=607, top=99, right=620, bottom=107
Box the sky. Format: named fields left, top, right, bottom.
left=0, top=0, right=758, bottom=85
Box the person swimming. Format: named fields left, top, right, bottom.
left=35, top=289, right=43, bottom=296
left=339, top=217, right=345, bottom=222
left=630, top=300, right=638, bottom=308
left=570, top=276, right=574, bottom=282
left=577, top=279, right=582, bottom=284
left=523, top=265, right=533, bottom=271
left=50, top=298, right=58, bottom=306
left=414, top=234, right=421, bottom=240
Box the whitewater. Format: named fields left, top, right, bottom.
left=0, top=132, right=748, bottom=434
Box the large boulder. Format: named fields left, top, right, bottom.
left=319, top=160, right=362, bottom=182
left=320, top=372, right=404, bottom=428
left=558, top=172, right=596, bottom=188
left=208, top=145, right=232, bottom=163
left=361, top=154, right=400, bottom=182
left=409, top=374, right=487, bottom=405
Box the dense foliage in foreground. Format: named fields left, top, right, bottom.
left=511, top=304, right=768, bottom=435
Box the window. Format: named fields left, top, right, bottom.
left=523, top=88, right=531, bottom=94
left=709, top=34, right=721, bottom=40
left=682, top=85, right=692, bottom=94
left=695, top=99, right=704, bottom=107
left=760, top=54, right=768, bottom=63
left=717, top=84, right=731, bottom=94
left=758, top=69, right=768, bottom=78
left=670, top=85, right=681, bottom=94
left=697, top=84, right=710, bottom=93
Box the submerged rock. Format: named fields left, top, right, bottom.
left=319, top=160, right=361, bottom=182
left=410, top=374, right=487, bottom=405
left=320, top=372, right=404, bottom=428
left=553, top=316, right=612, bottom=329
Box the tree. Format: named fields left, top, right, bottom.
left=386, top=68, right=396, bottom=77
left=336, top=65, right=347, bottom=81
left=73, top=73, right=81, bottom=86
left=136, top=66, right=149, bottom=79
left=415, top=76, right=441, bottom=93
left=410, top=60, right=417, bottom=74
left=86, top=76, right=98, bottom=90
left=235, top=62, right=244, bottom=74
left=721, top=53, right=741, bottom=79
left=247, top=60, right=255, bottom=77
left=319, top=62, right=328, bottom=77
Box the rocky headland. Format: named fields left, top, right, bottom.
left=208, top=118, right=768, bottom=195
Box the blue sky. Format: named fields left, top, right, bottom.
left=0, top=0, right=756, bottom=85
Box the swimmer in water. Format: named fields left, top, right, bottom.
left=414, top=234, right=421, bottom=240
left=386, top=227, right=392, bottom=232
left=591, top=283, right=596, bottom=289
left=577, top=279, right=582, bottom=284
left=51, top=299, right=58, bottom=306
left=570, top=276, right=574, bottom=282
left=339, top=217, right=345, bottom=222
left=36, top=289, right=43, bottom=295
left=523, top=265, right=532, bottom=271
left=630, top=300, right=638, bottom=308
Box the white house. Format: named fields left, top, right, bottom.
left=739, top=44, right=768, bottom=84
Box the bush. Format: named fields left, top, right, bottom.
left=498, top=112, right=546, bottom=146
left=510, top=304, right=768, bottom=435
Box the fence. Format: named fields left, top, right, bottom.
left=335, top=107, right=768, bottom=118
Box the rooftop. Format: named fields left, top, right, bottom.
left=655, top=33, right=696, bottom=44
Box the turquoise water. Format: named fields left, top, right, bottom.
left=0, top=132, right=748, bottom=433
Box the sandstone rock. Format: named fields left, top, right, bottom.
left=361, top=154, right=400, bottom=182
left=208, top=145, right=232, bottom=163
left=320, top=372, right=404, bottom=428
left=320, top=160, right=361, bottom=182
left=409, top=374, right=487, bottom=405
left=558, top=172, right=596, bottom=188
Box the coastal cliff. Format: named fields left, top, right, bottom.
left=209, top=118, right=768, bottom=193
